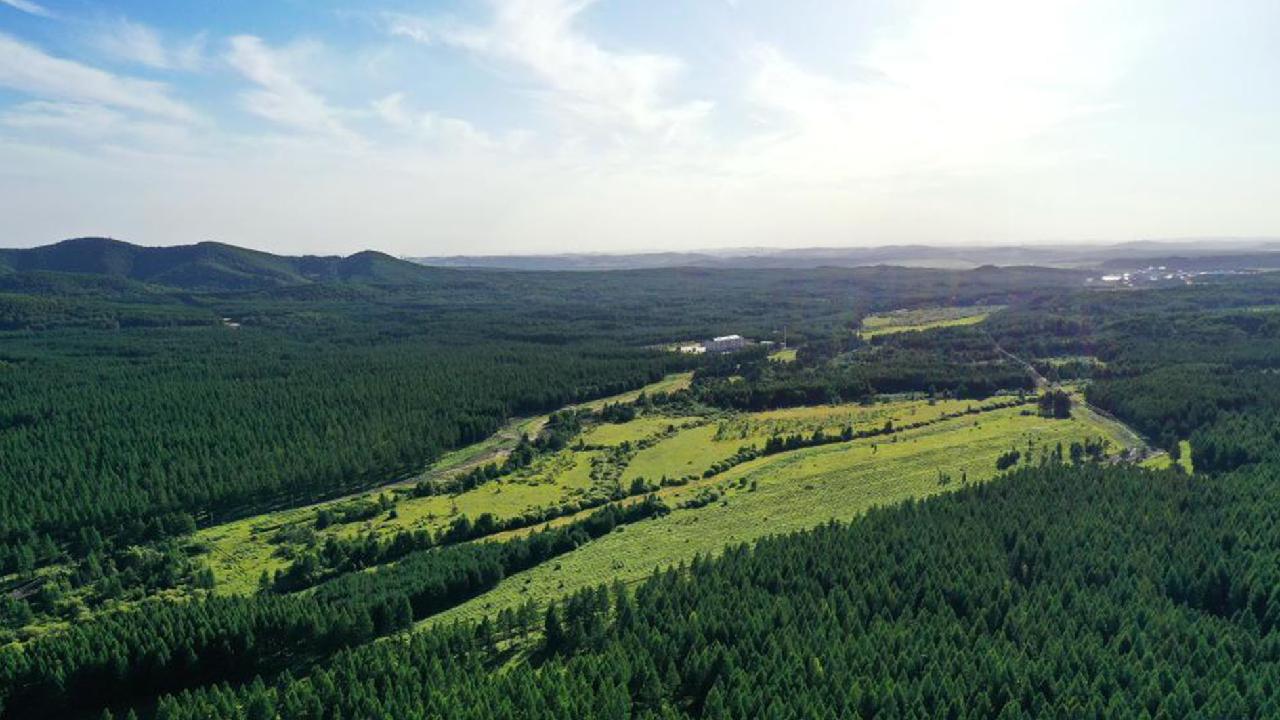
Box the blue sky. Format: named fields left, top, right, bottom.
left=1, top=0, right=1278, bottom=255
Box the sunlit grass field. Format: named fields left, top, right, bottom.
left=195, top=374, right=1131, bottom=603
left=198, top=374, right=694, bottom=594
left=859, top=305, right=1004, bottom=338
left=1142, top=440, right=1194, bottom=473
left=768, top=347, right=797, bottom=362
left=579, top=416, right=699, bottom=447
left=427, top=401, right=1137, bottom=626
left=201, top=445, right=611, bottom=594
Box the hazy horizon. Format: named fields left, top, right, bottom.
left=3, top=0, right=1279, bottom=255
left=11, top=234, right=1280, bottom=266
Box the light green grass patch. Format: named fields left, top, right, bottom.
left=620, top=398, right=1024, bottom=486
left=195, top=374, right=694, bottom=594
left=1142, top=440, right=1194, bottom=473
left=202, top=454, right=600, bottom=594
left=859, top=305, right=1004, bottom=339
left=769, top=348, right=797, bottom=363
left=570, top=373, right=693, bottom=412
left=621, top=424, right=731, bottom=485
left=733, top=397, right=998, bottom=440
left=428, top=402, right=1137, bottom=627
left=1044, top=355, right=1106, bottom=368
left=580, top=416, right=695, bottom=447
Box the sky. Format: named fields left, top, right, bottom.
left=1, top=0, right=1278, bottom=256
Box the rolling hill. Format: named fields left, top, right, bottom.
left=412, top=238, right=1280, bottom=271
left=0, top=237, right=434, bottom=290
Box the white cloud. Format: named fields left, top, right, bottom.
left=372, top=92, right=503, bottom=149
left=387, top=0, right=711, bottom=142
left=93, top=19, right=208, bottom=71
left=1, top=100, right=192, bottom=146
left=0, top=33, right=197, bottom=122
left=732, top=0, right=1136, bottom=185
left=0, top=0, right=54, bottom=19
left=225, top=35, right=357, bottom=143
left=3, top=0, right=1275, bottom=255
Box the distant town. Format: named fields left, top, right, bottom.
left=1088, top=265, right=1266, bottom=288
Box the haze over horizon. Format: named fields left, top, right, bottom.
left=3, top=0, right=1279, bottom=256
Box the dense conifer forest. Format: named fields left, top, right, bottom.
left=3, top=245, right=1280, bottom=718
left=152, top=463, right=1280, bottom=719
left=0, top=261, right=1073, bottom=577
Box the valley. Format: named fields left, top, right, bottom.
left=3, top=3, right=1277, bottom=714
left=1, top=241, right=1276, bottom=719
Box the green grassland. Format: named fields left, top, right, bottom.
left=1071, top=398, right=1146, bottom=448
left=1044, top=355, right=1107, bottom=368
left=200, top=445, right=606, bottom=594
left=1142, top=440, right=1195, bottom=473
left=619, top=397, right=1000, bottom=487
left=722, top=397, right=995, bottom=439
left=572, top=372, right=692, bottom=410
left=768, top=347, right=797, bottom=362
left=859, top=305, right=1004, bottom=338
left=579, top=416, right=700, bottom=447
left=196, top=387, right=1017, bottom=595
left=427, top=400, right=1137, bottom=627
left=198, top=374, right=694, bottom=594
left=8, top=365, right=1148, bottom=658
left=45, top=369, right=1138, bottom=622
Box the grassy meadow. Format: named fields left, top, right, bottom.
left=768, top=347, right=797, bottom=362
left=1142, top=440, right=1195, bottom=473
left=427, top=398, right=1137, bottom=626
left=859, top=305, right=1004, bottom=338
left=199, top=374, right=693, bottom=594
left=198, top=378, right=1134, bottom=599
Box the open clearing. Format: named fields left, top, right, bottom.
left=198, top=385, right=980, bottom=593
left=859, top=305, right=1004, bottom=339
left=199, top=374, right=693, bottom=594
left=1142, top=440, right=1194, bottom=473
left=427, top=398, right=1136, bottom=627
left=194, top=371, right=1138, bottom=617
left=768, top=347, right=797, bottom=362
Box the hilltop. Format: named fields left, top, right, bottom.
left=0, top=237, right=433, bottom=291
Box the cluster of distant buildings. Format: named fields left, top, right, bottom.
left=678, top=334, right=749, bottom=354
left=1089, top=265, right=1244, bottom=288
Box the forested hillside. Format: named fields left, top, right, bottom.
left=3, top=244, right=1280, bottom=719
left=141, top=274, right=1280, bottom=720
left=0, top=327, right=673, bottom=576
left=985, top=278, right=1280, bottom=472
left=152, top=464, right=1280, bottom=719
left=0, top=249, right=1082, bottom=581
left=0, top=238, right=431, bottom=290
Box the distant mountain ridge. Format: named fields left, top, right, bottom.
left=6, top=238, right=1280, bottom=291
left=0, top=238, right=433, bottom=290
left=412, top=238, right=1280, bottom=271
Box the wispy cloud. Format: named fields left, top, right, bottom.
left=1, top=0, right=1272, bottom=255
left=734, top=0, right=1132, bottom=185
left=225, top=35, right=357, bottom=143
left=93, top=19, right=207, bottom=71
left=0, top=0, right=55, bottom=19
left=372, top=92, right=506, bottom=149
left=387, top=0, right=710, bottom=142
left=0, top=33, right=198, bottom=122
left=2, top=100, right=192, bottom=147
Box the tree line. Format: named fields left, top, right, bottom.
left=151, top=462, right=1280, bottom=719
left=0, top=496, right=669, bottom=717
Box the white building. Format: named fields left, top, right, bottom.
left=704, top=334, right=747, bottom=353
